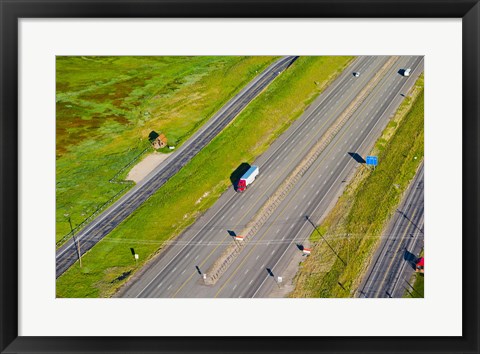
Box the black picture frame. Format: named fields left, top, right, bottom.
left=1, top=1, right=478, bottom=353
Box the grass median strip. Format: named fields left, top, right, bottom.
left=290, top=73, right=424, bottom=298
left=56, top=56, right=354, bottom=298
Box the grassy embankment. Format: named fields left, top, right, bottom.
left=404, top=249, right=424, bottom=298
left=290, top=73, right=424, bottom=298
left=56, top=56, right=354, bottom=297
left=56, top=56, right=278, bottom=245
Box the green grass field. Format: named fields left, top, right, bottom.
left=56, top=56, right=354, bottom=297
left=56, top=56, right=278, bottom=244
left=290, top=74, right=424, bottom=298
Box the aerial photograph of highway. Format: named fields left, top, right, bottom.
left=56, top=55, right=424, bottom=298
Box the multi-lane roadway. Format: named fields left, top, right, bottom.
left=56, top=56, right=298, bottom=278
left=357, top=163, right=424, bottom=298
left=119, top=55, right=424, bottom=298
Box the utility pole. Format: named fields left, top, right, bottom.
left=65, top=214, right=82, bottom=268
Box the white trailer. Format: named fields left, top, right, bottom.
left=237, top=165, right=259, bottom=192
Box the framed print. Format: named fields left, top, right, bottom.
left=1, top=0, right=479, bottom=353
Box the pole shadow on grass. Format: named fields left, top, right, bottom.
left=348, top=152, right=366, bottom=164
left=305, top=215, right=346, bottom=266
left=230, top=162, right=251, bottom=191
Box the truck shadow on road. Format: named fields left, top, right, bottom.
left=230, top=162, right=251, bottom=191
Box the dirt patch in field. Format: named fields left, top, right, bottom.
left=126, top=152, right=169, bottom=183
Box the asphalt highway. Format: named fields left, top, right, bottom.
left=357, top=163, right=424, bottom=298
left=56, top=56, right=298, bottom=278
left=120, top=56, right=424, bottom=298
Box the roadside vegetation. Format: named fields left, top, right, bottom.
left=290, top=74, right=424, bottom=298
left=404, top=273, right=424, bottom=298
left=56, top=56, right=278, bottom=245
left=56, top=56, right=354, bottom=297
left=404, top=249, right=424, bottom=298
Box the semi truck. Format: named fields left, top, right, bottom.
left=236, top=165, right=259, bottom=192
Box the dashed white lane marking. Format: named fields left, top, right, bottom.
left=276, top=229, right=280, bottom=233
left=249, top=280, right=254, bottom=285
left=324, top=181, right=327, bottom=184
left=240, top=205, right=244, bottom=209
left=245, top=269, right=249, bottom=274
left=256, top=255, right=260, bottom=260
left=157, top=282, right=163, bottom=289
left=167, top=285, right=172, bottom=290
left=311, top=183, right=315, bottom=188
left=276, top=156, right=279, bottom=160
left=262, top=263, right=265, bottom=268
left=331, top=171, right=334, bottom=175
left=195, top=255, right=199, bottom=260
left=172, top=267, right=177, bottom=272
left=303, top=194, right=306, bottom=199
left=294, top=205, right=298, bottom=209
left=181, top=269, right=186, bottom=275
left=308, top=201, right=311, bottom=205
left=230, top=217, right=234, bottom=221
left=282, top=236, right=285, bottom=240
left=290, top=224, right=294, bottom=229
left=272, top=250, right=276, bottom=254
left=233, top=284, right=237, bottom=290
left=316, top=190, right=320, bottom=195
left=221, top=215, right=225, bottom=220
left=186, top=252, right=190, bottom=257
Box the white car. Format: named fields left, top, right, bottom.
left=353, top=72, right=360, bottom=77
left=404, top=68, right=411, bottom=77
